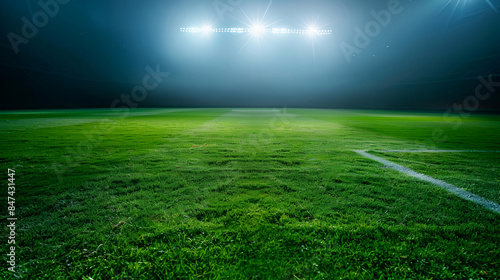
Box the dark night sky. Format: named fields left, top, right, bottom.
left=1, top=0, right=499, bottom=109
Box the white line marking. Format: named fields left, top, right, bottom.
left=376, top=150, right=500, bottom=153
left=354, top=150, right=500, bottom=214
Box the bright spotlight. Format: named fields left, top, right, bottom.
left=201, top=25, right=213, bottom=34
left=249, top=24, right=265, bottom=36
left=307, top=26, right=319, bottom=36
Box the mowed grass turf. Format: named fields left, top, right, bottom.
left=0, top=108, right=499, bottom=279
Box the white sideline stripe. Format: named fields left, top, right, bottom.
left=354, top=150, right=500, bottom=215
left=376, top=150, right=500, bottom=153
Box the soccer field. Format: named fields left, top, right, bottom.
left=1, top=108, right=499, bottom=279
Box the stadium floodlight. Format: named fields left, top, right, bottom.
left=307, top=26, right=319, bottom=36
left=180, top=26, right=332, bottom=35
left=249, top=24, right=265, bottom=36
left=201, top=25, right=213, bottom=34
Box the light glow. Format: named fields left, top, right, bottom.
left=249, top=24, right=265, bottom=36
left=201, top=25, right=213, bottom=34
left=307, top=26, right=319, bottom=36
left=180, top=27, right=332, bottom=35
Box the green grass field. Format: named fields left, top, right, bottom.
left=1, top=108, right=499, bottom=279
